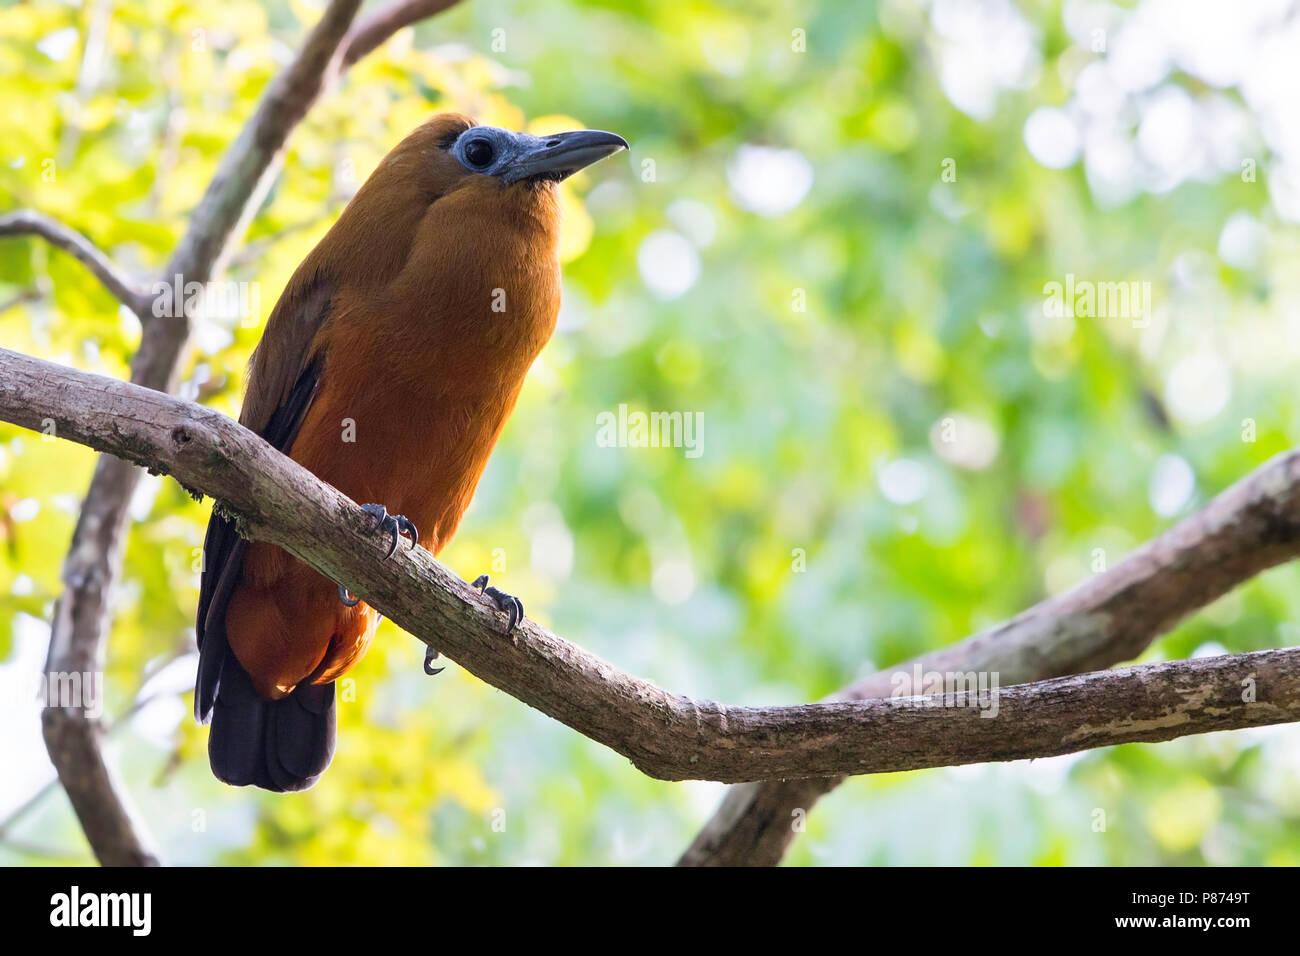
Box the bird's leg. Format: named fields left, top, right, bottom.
left=336, top=504, right=420, bottom=606
left=470, top=574, right=525, bottom=635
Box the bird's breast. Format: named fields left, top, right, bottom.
left=291, top=254, right=560, bottom=553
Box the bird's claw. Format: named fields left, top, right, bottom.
left=472, top=574, right=524, bottom=634
left=336, top=504, right=418, bottom=605
left=423, top=645, right=445, bottom=676
left=361, top=502, right=418, bottom=559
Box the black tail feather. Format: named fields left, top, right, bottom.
left=208, top=654, right=336, bottom=793
left=197, top=357, right=331, bottom=791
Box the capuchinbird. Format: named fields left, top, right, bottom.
left=195, top=113, right=627, bottom=791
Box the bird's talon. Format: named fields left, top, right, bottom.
left=468, top=574, right=525, bottom=634
left=360, top=502, right=418, bottom=559
left=423, top=646, right=445, bottom=676
left=338, top=505, right=417, bottom=606
left=483, top=585, right=524, bottom=634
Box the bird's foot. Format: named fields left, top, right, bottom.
left=336, top=504, right=419, bottom=605
left=361, top=502, right=418, bottom=558
left=471, top=574, right=524, bottom=636
left=419, top=574, right=523, bottom=674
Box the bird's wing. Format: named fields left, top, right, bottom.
left=194, top=280, right=333, bottom=722
left=238, top=280, right=336, bottom=435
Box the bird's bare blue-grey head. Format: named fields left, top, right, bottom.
left=448, top=125, right=628, bottom=184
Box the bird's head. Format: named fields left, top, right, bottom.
left=444, top=115, right=628, bottom=186
left=307, top=113, right=626, bottom=353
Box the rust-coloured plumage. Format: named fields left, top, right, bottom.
left=195, top=113, right=626, bottom=791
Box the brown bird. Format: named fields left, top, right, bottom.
left=195, top=113, right=626, bottom=791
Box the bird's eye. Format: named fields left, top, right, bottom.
left=464, top=138, right=495, bottom=168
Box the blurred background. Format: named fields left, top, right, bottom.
left=3, top=0, right=1300, bottom=865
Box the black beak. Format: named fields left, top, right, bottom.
left=503, top=129, right=629, bottom=184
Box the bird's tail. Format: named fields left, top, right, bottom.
left=207, top=654, right=336, bottom=793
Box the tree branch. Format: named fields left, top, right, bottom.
left=0, top=210, right=150, bottom=317
left=4, top=348, right=1300, bottom=786
left=341, top=0, right=464, bottom=67
left=17, top=0, right=463, bottom=867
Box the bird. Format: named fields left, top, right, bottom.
left=194, top=113, right=627, bottom=792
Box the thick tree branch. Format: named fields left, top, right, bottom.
left=3, top=348, right=1299, bottom=786
left=16, top=0, right=463, bottom=867
left=0, top=210, right=150, bottom=317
